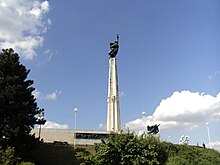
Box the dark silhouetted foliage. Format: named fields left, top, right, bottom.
left=0, top=48, right=45, bottom=157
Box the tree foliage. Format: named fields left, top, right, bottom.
left=0, top=48, right=45, bottom=155
left=77, top=131, right=168, bottom=165
left=77, top=132, right=220, bottom=165
left=0, top=146, right=18, bottom=165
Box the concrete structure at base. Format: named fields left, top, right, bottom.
left=31, top=129, right=109, bottom=145
left=107, top=35, right=121, bottom=132
left=31, top=129, right=160, bottom=145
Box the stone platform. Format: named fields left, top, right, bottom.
left=31, top=129, right=109, bottom=145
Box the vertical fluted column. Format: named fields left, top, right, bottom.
left=107, top=57, right=120, bottom=132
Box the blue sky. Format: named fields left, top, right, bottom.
left=1, top=0, right=220, bottom=149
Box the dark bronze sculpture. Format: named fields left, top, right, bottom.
left=147, top=124, right=160, bottom=134
left=108, top=34, right=119, bottom=58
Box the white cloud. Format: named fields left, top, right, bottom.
left=45, top=90, right=62, bottom=100
left=126, top=116, right=153, bottom=134
left=208, top=75, right=213, bottom=80
left=43, top=48, right=53, bottom=61
left=32, top=89, right=61, bottom=100
left=210, top=141, right=220, bottom=151
left=32, top=89, right=42, bottom=99
left=98, top=123, right=106, bottom=130
left=119, top=91, right=125, bottom=97
left=0, top=0, right=51, bottom=59
left=29, top=1, right=49, bottom=17
left=40, top=121, right=69, bottom=129
left=153, top=91, right=220, bottom=130
left=126, top=91, right=220, bottom=132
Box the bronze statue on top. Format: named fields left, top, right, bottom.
left=147, top=124, right=160, bottom=135
left=108, top=34, right=119, bottom=58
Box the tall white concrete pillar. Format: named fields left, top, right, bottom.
left=107, top=35, right=120, bottom=132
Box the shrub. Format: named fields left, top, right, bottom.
left=0, top=146, right=19, bottom=165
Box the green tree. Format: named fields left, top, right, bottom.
left=0, top=146, right=18, bottom=165
left=77, top=131, right=168, bottom=165
left=0, top=48, right=45, bottom=155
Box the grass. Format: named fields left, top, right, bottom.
left=26, top=142, right=220, bottom=165
left=29, top=143, right=74, bottom=165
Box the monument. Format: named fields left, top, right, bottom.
left=147, top=124, right=160, bottom=134
left=107, top=35, right=121, bottom=132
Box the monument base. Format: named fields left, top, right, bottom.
left=31, top=129, right=110, bottom=145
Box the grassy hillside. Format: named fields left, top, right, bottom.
left=27, top=143, right=94, bottom=165
left=28, top=143, right=75, bottom=165
left=26, top=142, right=220, bottom=165
left=165, top=143, right=220, bottom=165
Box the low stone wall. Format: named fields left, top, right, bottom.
left=75, top=139, right=102, bottom=146
left=31, top=128, right=75, bottom=144
left=31, top=129, right=160, bottom=145
left=31, top=129, right=109, bottom=145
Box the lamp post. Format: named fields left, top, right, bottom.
left=142, top=111, right=147, bottom=133
left=73, top=107, right=78, bottom=147
left=38, top=111, right=44, bottom=139
left=206, top=122, right=211, bottom=149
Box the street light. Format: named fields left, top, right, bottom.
left=142, top=111, right=147, bottom=133
left=73, top=107, right=78, bottom=147
left=206, top=122, right=212, bottom=149
left=38, top=111, right=44, bottom=139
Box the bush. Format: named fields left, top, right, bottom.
left=0, top=146, right=19, bottom=165
left=76, top=132, right=220, bottom=165
left=77, top=132, right=168, bottom=165
left=19, top=162, right=35, bottom=165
